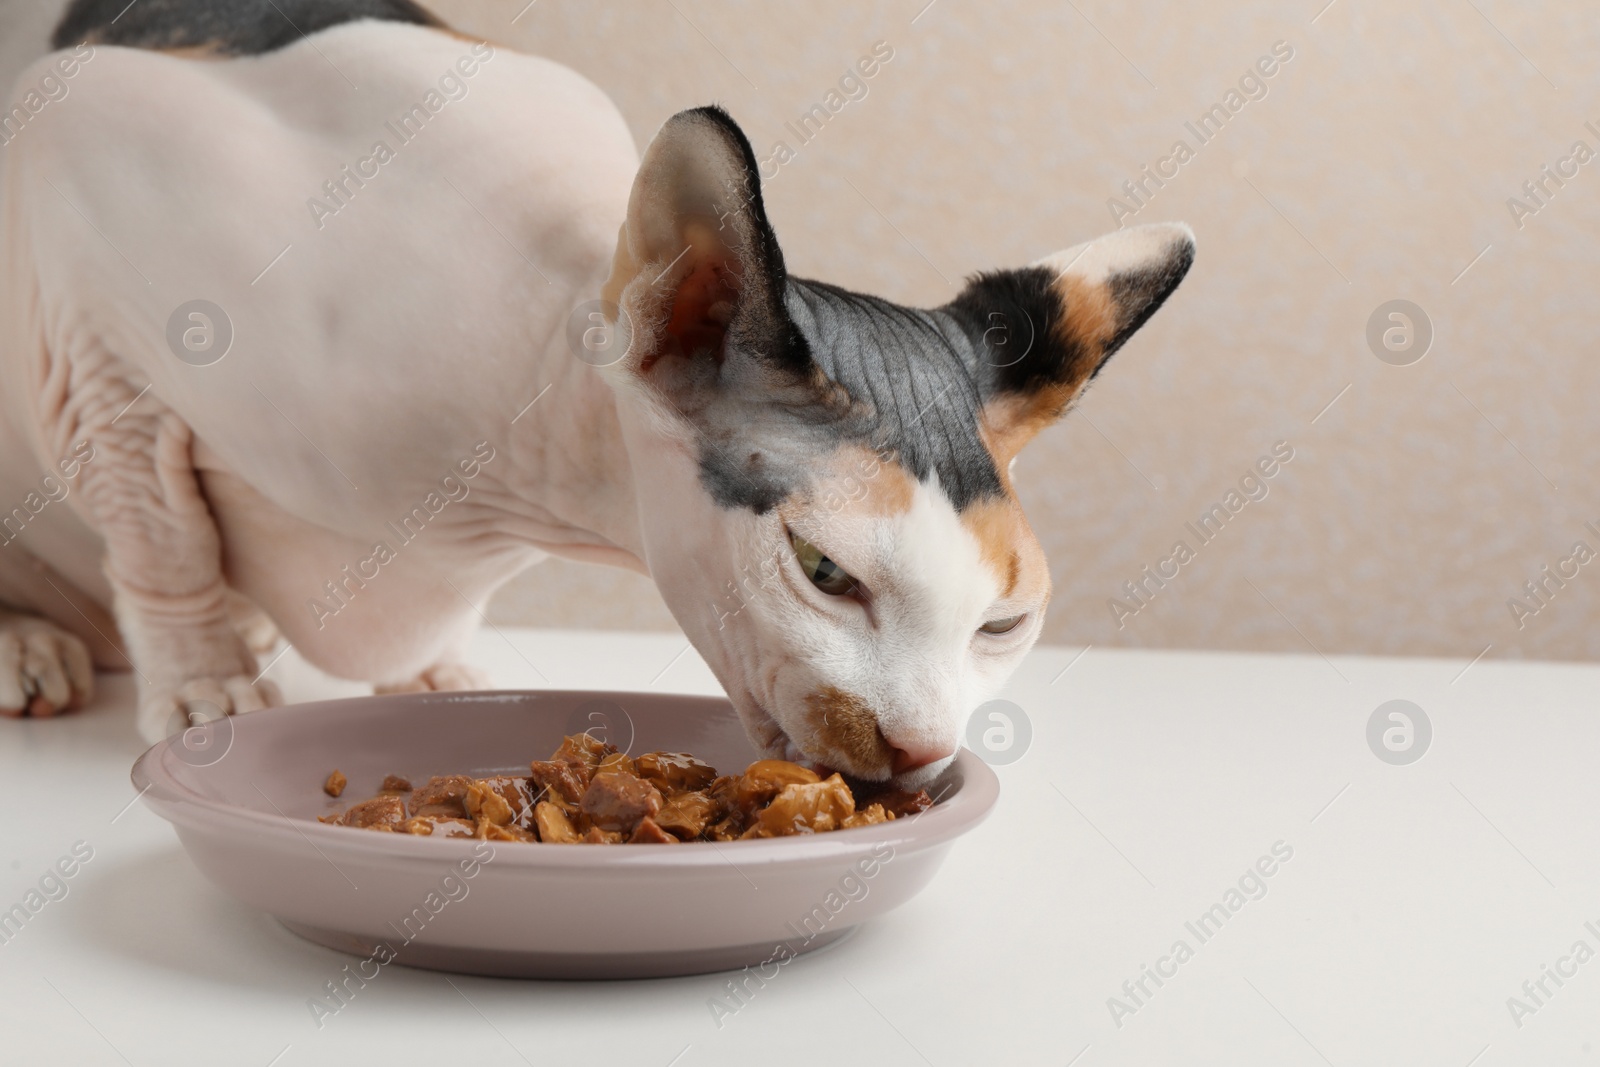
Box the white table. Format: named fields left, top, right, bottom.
left=1, top=630, right=1595, bottom=1066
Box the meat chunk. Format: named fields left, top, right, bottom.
left=654, top=790, right=723, bottom=840
left=635, top=751, right=717, bottom=794
left=596, top=752, right=637, bottom=777
left=528, top=759, right=588, bottom=804
left=325, top=795, right=406, bottom=831
left=534, top=800, right=580, bottom=843
left=477, top=818, right=537, bottom=842
left=702, top=775, right=751, bottom=839
left=628, top=817, right=679, bottom=844
left=854, top=785, right=933, bottom=818
left=742, top=775, right=855, bottom=838
left=841, top=803, right=894, bottom=829
left=463, top=780, right=514, bottom=826
left=704, top=814, right=745, bottom=842
left=323, top=769, right=347, bottom=798
left=475, top=776, right=537, bottom=829
left=735, top=760, right=820, bottom=813
left=379, top=774, right=412, bottom=794
left=582, top=826, right=625, bottom=844
left=580, top=772, right=663, bottom=833
left=408, top=775, right=476, bottom=819
left=553, top=732, right=616, bottom=775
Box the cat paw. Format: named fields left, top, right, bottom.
left=0, top=617, right=95, bottom=718
left=138, top=674, right=283, bottom=743
left=235, top=611, right=281, bottom=657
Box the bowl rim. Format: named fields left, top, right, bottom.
left=131, top=688, right=1000, bottom=870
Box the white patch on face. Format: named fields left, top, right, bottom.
left=846, top=477, right=1009, bottom=752
left=623, top=404, right=1043, bottom=782
left=711, top=476, right=1035, bottom=781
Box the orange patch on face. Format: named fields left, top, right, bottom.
left=959, top=496, right=1050, bottom=604
left=804, top=686, right=892, bottom=770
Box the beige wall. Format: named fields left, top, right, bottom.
left=463, top=0, right=1599, bottom=664
left=7, top=1, right=1596, bottom=663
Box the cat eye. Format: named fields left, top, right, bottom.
left=789, top=530, right=859, bottom=596
left=979, top=614, right=1025, bottom=635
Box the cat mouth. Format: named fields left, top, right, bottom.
left=739, top=697, right=832, bottom=775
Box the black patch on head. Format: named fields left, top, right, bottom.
left=943, top=265, right=1087, bottom=399
left=52, top=0, right=442, bottom=54
left=942, top=236, right=1196, bottom=400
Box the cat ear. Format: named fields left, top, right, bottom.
left=946, top=222, right=1195, bottom=466
left=601, top=105, right=814, bottom=408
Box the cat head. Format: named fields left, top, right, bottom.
left=599, top=106, right=1193, bottom=785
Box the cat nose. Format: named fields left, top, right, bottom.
left=890, top=741, right=956, bottom=775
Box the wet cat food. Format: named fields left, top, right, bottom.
left=319, top=733, right=933, bottom=844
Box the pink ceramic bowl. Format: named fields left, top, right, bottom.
left=132, top=689, right=998, bottom=978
